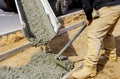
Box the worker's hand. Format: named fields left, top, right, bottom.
left=86, top=20, right=92, bottom=25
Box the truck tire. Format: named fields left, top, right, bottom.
left=55, top=0, right=61, bottom=16
left=49, top=0, right=61, bottom=16
left=60, top=0, right=69, bottom=15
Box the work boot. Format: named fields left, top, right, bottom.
left=72, top=66, right=96, bottom=79
left=99, top=53, right=117, bottom=62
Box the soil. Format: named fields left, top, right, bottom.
left=0, top=31, right=28, bottom=53
left=0, top=10, right=120, bottom=79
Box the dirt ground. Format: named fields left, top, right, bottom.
left=0, top=31, right=28, bottom=53
left=0, top=13, right=120, bottom=79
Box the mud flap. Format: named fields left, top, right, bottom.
left=15, top=0, right=61, bottom=46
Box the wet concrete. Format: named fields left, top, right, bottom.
left=17, top=0, right=56, bottom=46
left=0, top=52, right=73, bottom=79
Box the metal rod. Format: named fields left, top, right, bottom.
left=57, top=21, right=84, bottom=35
left=57, top=10, right=84, bottom=20
left=0, top=42, right=31, bottom=61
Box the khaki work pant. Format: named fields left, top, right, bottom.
left=83, top=5, right=120, bottom=67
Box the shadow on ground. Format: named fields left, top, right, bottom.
left=97, top=36, right=120, bottom=73
left=44, top=21, right=78, bottom=57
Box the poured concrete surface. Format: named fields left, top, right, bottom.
left=0, top=52, right=73, bottom=79
left=17, top=0, right=56, bottom=46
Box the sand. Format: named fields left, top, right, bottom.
left=0, top=31, right=28, bottom=53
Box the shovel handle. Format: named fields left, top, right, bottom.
left=55, top=22, right=87, bottom=58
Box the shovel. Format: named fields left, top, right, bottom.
left=54, top=22, right=87, bottom=70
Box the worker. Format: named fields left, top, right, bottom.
left=72, top=0, right=120, bottom=79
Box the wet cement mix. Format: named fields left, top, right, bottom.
left=0, top=52, right=73, bottom=79
left=17, top=0, right=56, bottom=46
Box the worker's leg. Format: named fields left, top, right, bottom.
left=72, top=5, right=120, bottom=79
left=102, top=20, right=119, bottom=62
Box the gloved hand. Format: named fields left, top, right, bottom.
left=86, top=9, right=100, bottom=25
left=86, top=19, right=92, bottom=25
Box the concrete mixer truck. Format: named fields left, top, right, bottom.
left=0, top=0, right=81, bottom=16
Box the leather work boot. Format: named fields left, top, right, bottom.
left=72, top=66, right=96, bottom=79
left=99, top=53, right=118, bottom=62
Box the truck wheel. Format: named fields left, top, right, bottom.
left=48, top=0, right=61, bottom=16
left=55, top=0, right=61, bottom=16
left=60, top=0, right=69, bottom=15
left=54, top=0, right=69, bottom=16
